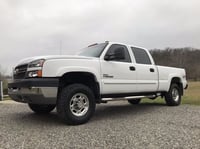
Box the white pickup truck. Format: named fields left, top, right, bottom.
left=8, top=41, right=188, bottom=125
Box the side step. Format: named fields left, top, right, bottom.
left=101, top=95, right=157, bottom=102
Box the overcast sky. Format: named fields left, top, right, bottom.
left=0, top=0, right=200, bottom=74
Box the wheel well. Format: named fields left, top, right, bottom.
left=171, top=77, right=183, bottom=95
left=57, top=72, right=101, bottom=103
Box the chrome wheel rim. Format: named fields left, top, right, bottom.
left=172, top=88, right=179, bottom=102
left=70, top=93, right=89, bottom=117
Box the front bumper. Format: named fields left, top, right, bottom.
left=8, top=78, right=59, bottom=104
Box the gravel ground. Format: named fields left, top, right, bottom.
left=0, top=100, right=200, bottom=149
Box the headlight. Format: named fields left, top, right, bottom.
left=27, top=59, right=45, bottom=78
left=28, top=59, right=45, bottom=68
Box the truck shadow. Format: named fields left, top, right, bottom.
left=10, top=103, right=166, bottom=126
left=12, top=111, right=63, bottom=125
left=92, top=102, right=166, bottom=122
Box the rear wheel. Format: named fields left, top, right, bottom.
left=28, top=104, right=55, bottom=114
left=128, top=99, right=141, bottom=105
left=57, top=84, right=96, bottom=125
left=165, top=83, right=181, bottom=106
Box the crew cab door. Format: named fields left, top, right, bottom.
left=131, top=47, right=159, bottom=92
left=100, top=44, right=137, bottom=94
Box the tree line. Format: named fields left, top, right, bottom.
left=150, top=47, right=200, bottom=81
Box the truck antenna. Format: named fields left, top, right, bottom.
left=59, top=40, right=62, bottom=55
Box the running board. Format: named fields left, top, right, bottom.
left=101, top=95, right=156, bottom=102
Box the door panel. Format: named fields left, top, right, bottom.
left=130, top=47, right=159, bottom=92
left=136, top=64, right=158, bottom=92
left=100, top=61, right=137, bottom=94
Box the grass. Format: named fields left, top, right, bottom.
left=142, top=81, right=200, bottom=105
left=2, top=96, right=11, bottom=101
left=182, top=81, right=200, bottom=105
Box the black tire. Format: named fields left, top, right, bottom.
left=128, top=99, right=141, bottom=105
left=165, top=83, right=181, bottom=106
left=28, top=104, right=56, bottom=114
left=57, top=84, right=96, bottom=125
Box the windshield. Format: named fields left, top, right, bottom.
left=78, top=43, right=108, bottom=57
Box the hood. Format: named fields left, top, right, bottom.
left=17, top=55, right=95, bottom=66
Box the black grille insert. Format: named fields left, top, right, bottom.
left=14, top=64, right=28, bottom=79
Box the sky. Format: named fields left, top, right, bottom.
left=0, top=0, right=200, bottom=74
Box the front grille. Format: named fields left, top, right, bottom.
left=14, top=64, right=28, bottom=79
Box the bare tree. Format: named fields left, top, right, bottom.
left=150, top=47, right=200, bottom=81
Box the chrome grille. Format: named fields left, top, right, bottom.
left=13, top=64, right=28, bottom=79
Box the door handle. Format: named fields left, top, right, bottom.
left=150, top=68, right=154, bottom=72
left=129, top=66, right=136, bottom=71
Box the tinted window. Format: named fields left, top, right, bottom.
left=131, top=47, right=151, bottom=64
left=78, top=43, right=108, bottom=57
left=105, top=44, right=131, bottom=63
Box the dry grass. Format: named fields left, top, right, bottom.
left=182, top=81, right=200, bottom=105
left=142, top=81, right=200, bottom=105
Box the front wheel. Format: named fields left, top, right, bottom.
left=165, top=83, right=181, bottom=106
left=28, top=104, right=56, bottom=114
left=57, top=84, right=96, bottom=125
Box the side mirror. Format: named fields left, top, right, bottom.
left=104, top=48, right=125, bottom=61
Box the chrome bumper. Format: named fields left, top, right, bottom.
left=8, top=87, right=57, bottom=104
left=8, top=78, right=59, bottom=104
